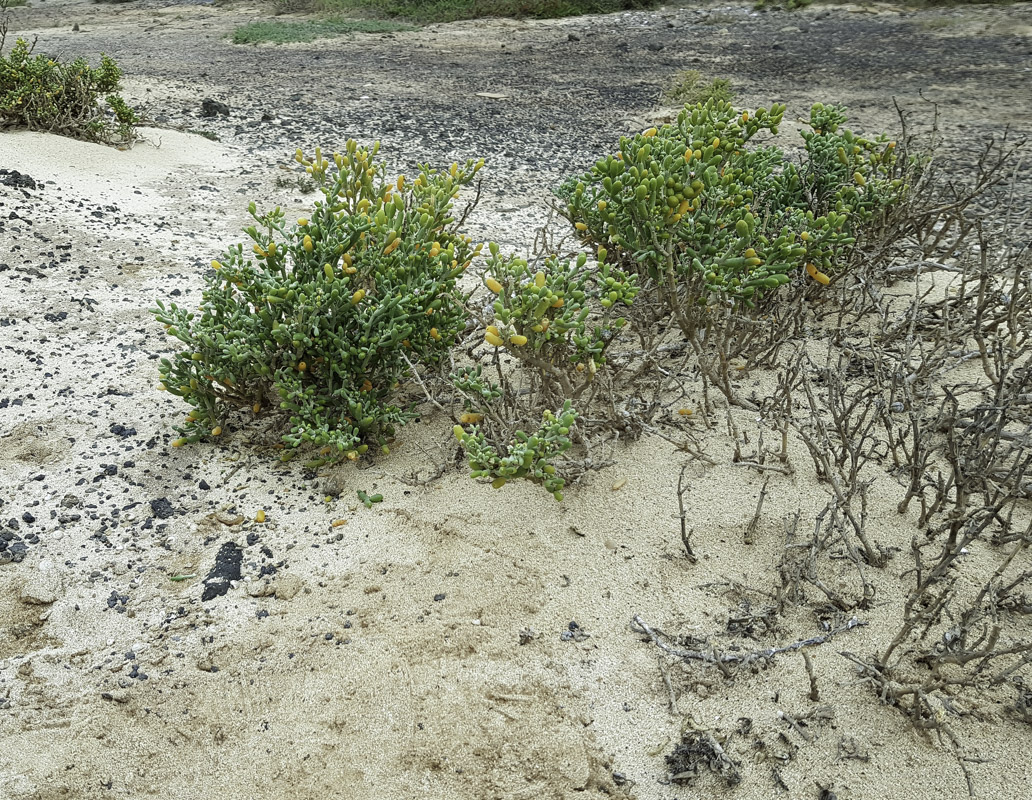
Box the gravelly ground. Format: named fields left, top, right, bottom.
left=2, top=2, right=1031, bottom=799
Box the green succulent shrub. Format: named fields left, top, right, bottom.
left=153, top=141, right=485, bottom=467
left=453, top=400, right=578, bottom=501
left=445, top=246, right=636, bottom=500
left=556, top=99, right=911, bottom=324
left=477, top=247, right=638, bottom=399
left=0, top=38, right=139, bottom=144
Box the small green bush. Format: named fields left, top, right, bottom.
left=0, top=38, right=138, bottom=144
left=557, top=99, right=911, bottom=318
left=231, top=18, right=416, bottom=45
left=663, top=70, right=732, bottom=108
left=153, top=141, right=485, bottom=467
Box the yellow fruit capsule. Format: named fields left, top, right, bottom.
left=741, top=111, right=749, bottom=123
left=814, top=270, right=831, bottom=286
left=253, top=244, right=266, bottom=257
left=678, top=408, right=693, bottom=416
left=267, top=242, right=277, bottom=256
left=172, top=438, right=186, bottom=448
left=551, top=298, right=564, bottom=308
left=713, top=137, right=720, bottom=148
left=485, top=332, right=504, bottom=347
left=295, top=148, right=304, bottom=163
left=597, top=200, right=607, bottom=211
left=383, top=238, right=401, bottom=256
left=211, top=260, right=222, bottom=270
left=575, top=222, right=588, bottom=232
left=212, top=426, right=222, bottom=436
left=678, top=199, right=691, bottom=215
left=453, top=424, right=466, bottom=441
left=298, top=362, right=307, bottom=371
left=255, top=510, right=266, bottom=523
left=460, top=412, right=484, bottom=424
left=252, top=403, right=261, bottom=414
left=534, top=271, right=546, bottom=288
left=486, top=325, right=500, bottom=337
left=854, top=172, right=866, bottom=187
left=430, top=327, right=441, bottom=341
left=351, top=289, right=365, bottom=304
left=331, top=519, right=347, bottom=527
left=297, top=218, right=309, bottom=227
left=509, top=334, right=528, bottom=346
left=643, top=127, right=657, bottom=138
left=800, top=232, right=810, bottom=242
left=485, top=277, right=503, bottom=294
left=397, top=175, right=405, bottom=191
left=304, top=235, right=313, bottom=253
left=684, top=149, right=693, bottom=162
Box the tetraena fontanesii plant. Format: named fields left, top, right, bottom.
left=556, top=99, right=911, bottom=324
left=0, top=38, right=139, bottom=144
left=153, top=141, right=485, bottom=466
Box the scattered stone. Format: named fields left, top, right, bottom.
left=201, top=542, right=243, bottom=601
left=0, top=170, right=37, bottom=190
left=101, top=690, right=130, bottom=703
left=150, top=498, right=175, bottom=519
left=246, top=580, right=276, bottom=598
left=201, top=98, right=230, bottom=117
left=561, top=621, right=590, bottom=642
left=273, top=574, right=303, bottom=601
left=518, top=627, right=538, bottom=645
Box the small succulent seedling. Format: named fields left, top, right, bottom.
left=453, top=401, right=579, bottom=501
